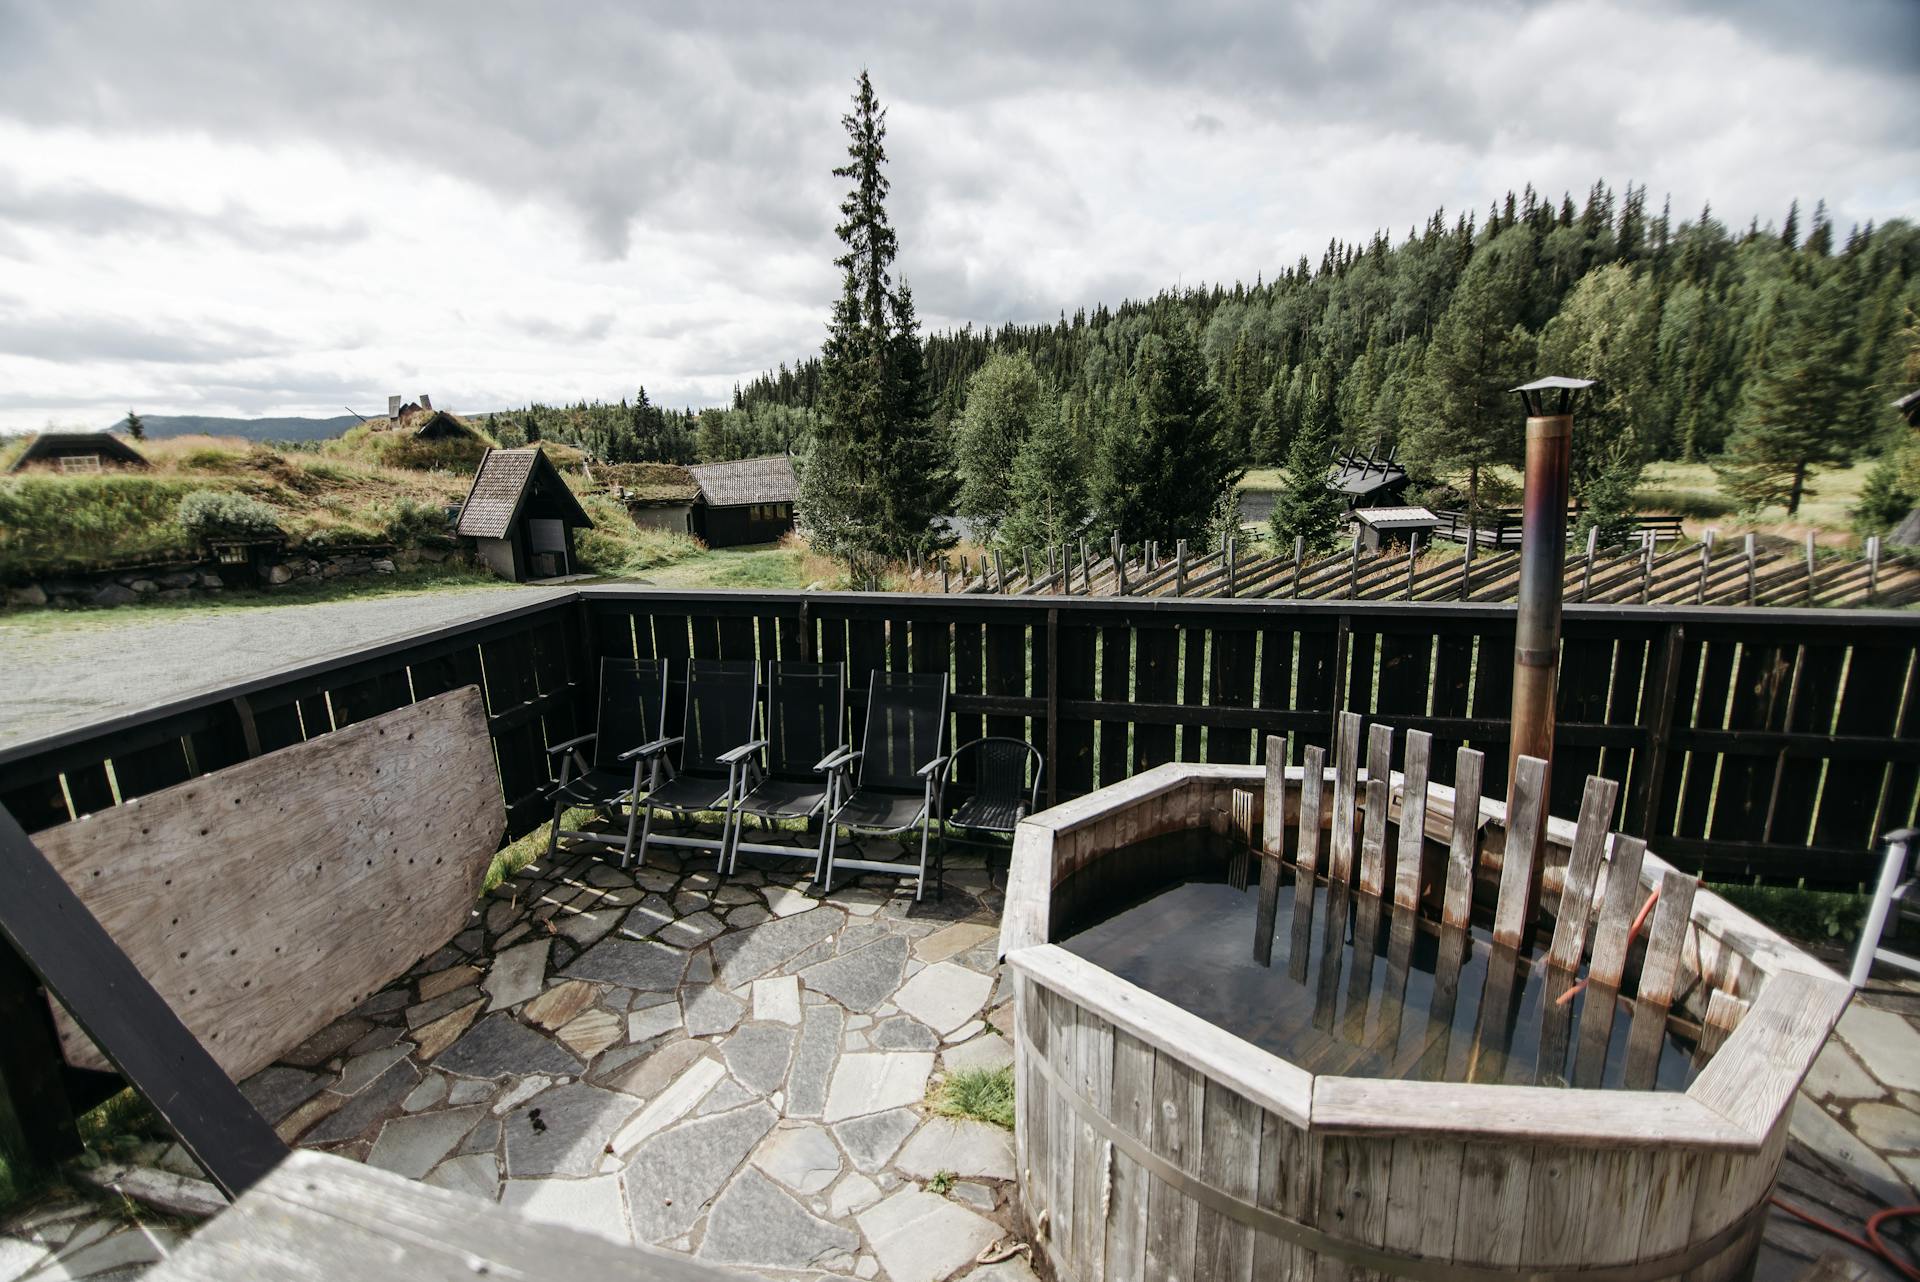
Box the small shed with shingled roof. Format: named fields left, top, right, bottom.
left=455, top=447, right=593, bottom=581
left=687, top=454, right=798, bottom=547
left=1350, top=504, right=1438, bottom=551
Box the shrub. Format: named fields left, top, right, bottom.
left=177, top=489, right=282, bottom=539
left=298, top=522, right=383, bottom=550
left=376, top=496, right=455, bottom=548
left=0, top=475, right=203, bottom=579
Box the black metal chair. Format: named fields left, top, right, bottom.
left=544, top=657, right=668, bottom=865
left=722, top=661, right=846, bottom=878
left=938, top=737, right=1043, bottom=860
left=629, top=659, right=760, bottom=868
left=820, top=670, right=949, bottom=900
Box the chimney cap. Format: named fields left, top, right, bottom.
left=1512, top=376, right=1594, bottom=417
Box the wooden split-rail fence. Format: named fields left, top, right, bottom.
left=934, top=529, right=1919, bottom=610
left=1228, top=710, right=1725, bottom=1089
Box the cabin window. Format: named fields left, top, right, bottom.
left=57, top=454, right=102, bottom=473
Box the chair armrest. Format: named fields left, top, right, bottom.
left=815, top=746, right=860, bottom=772
left=546, top=732, right=596, bottom=755
left=619, top=735, right=682, bottom=762
left=717, top=738, right=769, bottom=765
left=916, top=755, right=950, bottom=780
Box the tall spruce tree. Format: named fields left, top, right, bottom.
left=798, top=72, right=953, bottom=582
left=1269, top=381, right=1345, bottom=552
left=123, top=409, right=144, bottom=441
left=1715, top=267, right=1871, bottom=515
left=1092, top=321, right=1237, bottom=547
left=1001, top=399, right=1089, bottom=551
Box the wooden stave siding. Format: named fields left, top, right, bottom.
left=1014, top=969, right=1777, bottom=1282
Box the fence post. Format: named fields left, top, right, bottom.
left=1175, top=540, right=1188, bottom=595
left=1347, top=534, right=1361, bottom=598
left=941, top=559, right=951, bottom=593
left=1579, top=526, right=1598, bottom=602
left=992, top=551, right=1008, bottom=594
left=1112, top=533, right=1128, bottom=596
left=1868, top=535, right=1882, bottom=603
left=1079, top=538, right=1092, bottom=595
left=1745, top=533, right=1757, bottom=605
left=1404, top=532, right=1420, bottom=599
left=1225, top=538, right=1237, bottom=598
left=1639, top=530, right=1655, bottom=605
left=1461, top=527, right=1477, bottom=600
left=1023, top=549, right=1033, bottom=588
left=1805, top=531, right=1817, bottom=606
left=1695, top=528, right=1716, bottom=604
left=1291, top=536, right=1306, bottom=597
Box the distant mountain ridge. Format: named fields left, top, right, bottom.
left=109, top=413, right=365, bottom=442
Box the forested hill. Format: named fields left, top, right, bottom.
left=741, top=184, right=1920, bottom=472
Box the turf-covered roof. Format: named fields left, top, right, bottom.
left=7, top=431, right=149, bottom=472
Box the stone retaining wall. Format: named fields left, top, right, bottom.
left=4, top=547, right=462, bottom=611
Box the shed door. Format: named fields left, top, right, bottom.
left=530, top=519, right=566, bottom=554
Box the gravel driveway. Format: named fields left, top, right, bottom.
left=0, top=584, right=563, bottom=749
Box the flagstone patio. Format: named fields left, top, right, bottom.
left=3, top=817, right=1917, bottom=1281
left=257, top=826, right=1030, bottom=1282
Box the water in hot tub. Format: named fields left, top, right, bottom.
left=1060, top=874, right=1702, bottom=1091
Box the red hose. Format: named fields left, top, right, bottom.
left=1769, top=1195, right=1920, bottom=1280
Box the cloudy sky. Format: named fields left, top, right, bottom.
left=1, top=1, right=1915, bottom=431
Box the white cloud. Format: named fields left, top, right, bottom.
left=0, top=0, right=1914, bottom=429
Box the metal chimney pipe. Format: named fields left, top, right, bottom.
left=1507, top=376, right=1592, bottom=941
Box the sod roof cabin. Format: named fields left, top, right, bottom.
left=456, top=447, right=593, bottom=581
left=6, top=430, right=150, bottom=474
left=687, top=454, right=798, bottom=547
left=1327, top=443, right=1408, bottom=510
left=592, top=461, right=700, bottom=533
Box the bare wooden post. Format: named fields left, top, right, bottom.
left=1745, top=532, right=1757, bottom=605
left=1493, top=753, right=1548, bottom=951
left=1347, top=533, right=1361, bottom=598
left=1291, top=536, right=1306, bottom=597
left=1022, top=548, right=1033, bottom=587
left=1175, top=539, right=1188, bottom=595
left=1111, top=533, right=1128, bottom=595
left=1403, top=531, right=1421, bottom=599
left=1805, top=531, right=1817, bottom=605
left=1578, top=525, right=1598, bottom=602
left=1359, top=722, right=1393, bottom=896
left=1329, top=711, right=1362, bottom=883
left=1393, top=729, right=1432, bottom=910
left=1868, top=534, right=1882, bottom=602
left=1224, top=537, right=1237, bottom=597
left=1695, top=528, right=1715, bottom=604
left=1545, top=775, right=1621, bottom=972
left=1639, top=530, right=1655, bottom=604
left=1297, top=742, right=1325, bottom=876
left=1079, top=538, right=1092, bottom=595
left=992, top=550, right=1007, bottom=593
left=1441, top=746, right=1484, bottom=930
left=940, top=559, right=951, bottom=593
left=1460, top=526, right=1477, bottom=600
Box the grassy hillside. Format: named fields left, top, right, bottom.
left=0, top=422, right=704, bottom=585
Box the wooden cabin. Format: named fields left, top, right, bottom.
left=1351, top=504, right=1438, bottom=551
left=456, top=448, right=593, bottom=581
left=7, top=431, right=149, bottom=474
left=687, top=455, right=798, bottom=547
left=1327, top=443, right=1407, bottom=511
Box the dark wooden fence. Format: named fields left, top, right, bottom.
left=4, top=588, right=1917, bottom=889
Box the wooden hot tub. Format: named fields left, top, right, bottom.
left=998, top=721, right=1848, bottom=1282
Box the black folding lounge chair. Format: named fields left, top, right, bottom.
left=722, top=661, right=847, bottom=877
left=820, top=670, right=949, bottom=900
left=629, top=659, right=760, bottom=868
left=938, top=737, right=1043, bottom=860
left=544, top=657, right=669, bottom=864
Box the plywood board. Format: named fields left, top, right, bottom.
left=39, top=687, right=503, bottom=1080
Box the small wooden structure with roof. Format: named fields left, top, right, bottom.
left=1351, top=504, right=1438, bottom=551
left=456, top=447, right=593, bottom=581
left=1327, top=442, right=1408, bottom=510
left=687, top=454, right=798, bottom=547
left=7, top=430, right=149, bottom=474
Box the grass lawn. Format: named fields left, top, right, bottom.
left=632, top=542, right=817, bottom=590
